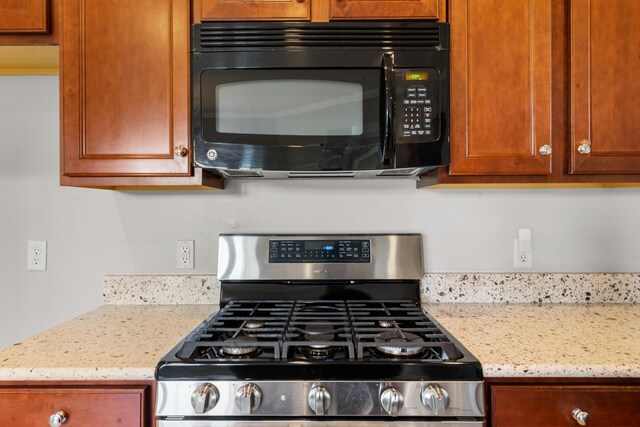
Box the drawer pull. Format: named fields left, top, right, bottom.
left=572, top=408, right=589, bottom=426
left=49, top=410, right=68, bottom=426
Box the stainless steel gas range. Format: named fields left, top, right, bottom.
left=156, top=234, right=484, bottom=426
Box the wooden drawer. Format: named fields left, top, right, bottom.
left=491, top=385, right=640, bottom=426
left=0, top=385, right=150, bottom=426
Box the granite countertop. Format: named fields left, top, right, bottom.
left=0, top=305, right=216, bottom=381
left=425, top=303, right=640, bottom=378
left=0, top=302, right=638, bottom=381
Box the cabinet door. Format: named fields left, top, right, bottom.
left=449, top=0, right=553, bottom=175
left=198, top=0, right=310, bottom=21
left=0, top=0, right=49, bottom=33
left=61, top=0, right=191, bottom=177
left=570, top=0, right=640, bottom=174
left=0, top=386, right=149, bottom=426
left=491, top=385, right=640, bottom=427
left=330, top=0, right=442, bottom=20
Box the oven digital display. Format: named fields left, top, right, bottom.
left=269, top=239, right=370, bottom=263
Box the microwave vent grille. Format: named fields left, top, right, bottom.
left=196, top=24, right=446, bottom=50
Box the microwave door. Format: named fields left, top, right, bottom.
left=197, top=68, right=384, bottom=172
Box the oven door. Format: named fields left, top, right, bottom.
left=193, top=64, right=386, bottom=173
left=159, top=422, right=484, bottom=427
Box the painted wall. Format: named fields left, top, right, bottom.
left=1, top=76, right=639, bottom=347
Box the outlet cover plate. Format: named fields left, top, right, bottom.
left=177, top=240, right=194, bottom=269
left=27, top=240, right=47, bottom=271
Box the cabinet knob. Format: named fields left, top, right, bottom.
left=174, top=145, right=188, bottom=157
left=538, top=145, right=552, bottom=156
left=49, top=411, right=68, bottom=427
left=577, top=141, right=591, bottom=155
left=572, top=408, right=589, bottom=425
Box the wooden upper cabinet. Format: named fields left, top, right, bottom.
left=198, top=0, right=311, bottom=21
left=449, top=0, right=553, bottom=175
left=195, top=0, right=444, bottom=22
left=570, top=0, right=640, bottom=174
left=330, top=0, right=443, bottom=20
left=61, top=0, right=191, bottom=178
left=0, top=0, right=49, bottom=34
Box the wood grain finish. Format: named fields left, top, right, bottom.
left=449, top=0, right=553, bottom=176
left=0, top=384, right=151, bottom=426
left=491, top=384, right=640, bottom=427
left=330, top=0, right=442, bottom=20
left=570, top=0, right=640, bottom=174
left=60, top=167, right=224, bottom=190
left=0, top=0, right=58, bottom=44
left=0, top=0, right=49, bottom=33
left=199, top=0, right=311, bottom=21
left=61, top=0, right=191, bottom=177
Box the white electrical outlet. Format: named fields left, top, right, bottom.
left=27, top=240, right=47, bottom=271
left=513, top=238, right=533, bottom=268
left=177, top=240, right=194, bottom=269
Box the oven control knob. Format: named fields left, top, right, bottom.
left=421, top=384, right=450, bottom=416
left=380, top=387, right=404, bottom=417
left=235, top=383, right=262, bottom=414
left=191, top=383, right=219, bottom=414
left=308, top=385, right=331, bottom=415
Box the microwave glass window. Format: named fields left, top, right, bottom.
left=215, top=80, right=364, bottom=137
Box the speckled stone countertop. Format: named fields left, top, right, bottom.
left=0, top=305, right=216, bottom=381
left=424, top=303, right=640, bottom=378
left=1, top=303, right=638, bottom=380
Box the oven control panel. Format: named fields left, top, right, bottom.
left=269, top=239, right=370, bottom=263
left=395, top=68, right=440, bottom=143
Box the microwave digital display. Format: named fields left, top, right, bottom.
left=406, top=71, right=428, bottom=81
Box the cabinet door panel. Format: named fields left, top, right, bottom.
left=330, top=0, right=442, bottom=20
left=199, top=0, right=310, bottom=21
left=449, top=0, right=552, bottom=175
left=0, top=0, right=48, bottom=34
left=491, top=385, right=640, bottom=427
left=61, top=0, right=190, bottom=176
left=0, top=386, right=147, bottom=426
left=570, top=0, right=640, bottom=174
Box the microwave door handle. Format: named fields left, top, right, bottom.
left=381, top=52, right=395, bottom=166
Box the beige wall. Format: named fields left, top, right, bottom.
left=1, top=76, right=639, bottom=347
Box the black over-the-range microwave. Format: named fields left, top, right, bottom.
left=192, top=22, right=450, bottom=178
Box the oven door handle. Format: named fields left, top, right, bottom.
left=381, top=52, right=395, bottom=166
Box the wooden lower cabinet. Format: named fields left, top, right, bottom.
left=0, top=381, right=154, bottom=426
left=488, top=379, right=640, bottom=427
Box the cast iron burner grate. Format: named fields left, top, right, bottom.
left=175, top=299, right=462, bottom=362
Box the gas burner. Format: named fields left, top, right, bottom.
left=221, top=337, right=260, bottom=357
left=378, top=319, right=395, bottom=328
left=303, top=321, right=336, bottom=349
left=374, top=331, right=425, bottom=357
left=244, top=320, right=266, bottom=329
left=300, top=345, right=338, bottom=360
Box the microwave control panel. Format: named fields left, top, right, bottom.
left=394, top=68, right=440, bottom=143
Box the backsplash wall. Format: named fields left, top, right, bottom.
left=1, top=76, right=639, bottom=347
